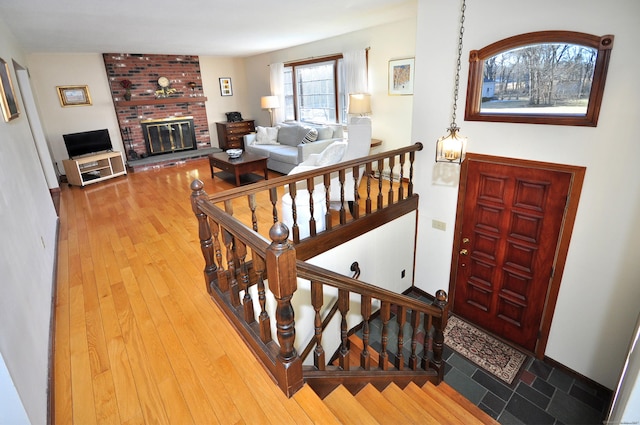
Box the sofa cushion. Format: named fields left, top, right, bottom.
left=254, top=126, right=279, bottom=144
left=267, top=146, right=299, bottom=165
left=316, top=126, right=334, bottom=140
left=302, top=128, right=318, bottom=143
left=316, top=141, right=348, bottom=167
left=277, top=126, right=303, bottom=147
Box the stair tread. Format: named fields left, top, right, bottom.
left=404, top=382, right=467, bottom=425
left=292, top=385, right=343, bottom=424
left=381, top=383, right=441, bottom=424
left=437, top=382, right=500, bottom=425
left=354, top=384, right=416, bottom=424
left=324, top=385, right=381, bottom=425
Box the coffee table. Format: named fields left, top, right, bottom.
left=208, top=151, right=269, bottom=186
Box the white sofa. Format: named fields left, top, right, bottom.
left=243, top=122, right=344, bottom=174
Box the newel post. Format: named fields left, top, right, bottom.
left=431, top=289, right=449, bottom=382
left=190, top=180, right=217, bottom=292
left=265, top=222, right=303, bottom=397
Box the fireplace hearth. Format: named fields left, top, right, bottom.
left=141, top=116, right=197, bottom=156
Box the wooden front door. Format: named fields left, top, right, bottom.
left=451, top=154, right=585, bottom=355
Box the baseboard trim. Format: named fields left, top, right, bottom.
left=48, top=218, right=60, bottom=425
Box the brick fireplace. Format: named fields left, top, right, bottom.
left=103, top=53, right=211, bottom=161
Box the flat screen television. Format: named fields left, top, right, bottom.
left=63, top=129, right=113, bottom=158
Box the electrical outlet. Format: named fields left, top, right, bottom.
left=401, top=269, right=406, bottom=278
left=432, top=219, right=447, bottom=231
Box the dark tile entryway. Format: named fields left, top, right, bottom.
left=443, top=346, right=612, bottom=424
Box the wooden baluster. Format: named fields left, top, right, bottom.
left=408, top=150, right=415, bottom=197
left=323, top=174, right=332, bottom=230
left=377, top=159, right=384, bottom=210
left=190, top=180, right=217, bottom=291
left=361, top=295, right=371, bottom=370
left=365, top=163, right=373, bottom=215
left=269, top=187, right=278, bottom=223
left=223, top=228, right=240, bottom=306
left=248, top=193, right=258, bottom=232
left=395, top=305, right=406, bottom=370
left=224, top=199, right=233, bottom=216
left=338, top=169, right=347, bottom=224
left=338, top=288, right=350, bottom=370
left=422, top=314, right=433, bottom=371
left=265, top=222, right=303, bottom=396
left=311, top=281, right=325, bottom=370
left=236, top=240, right=254, bottom=324
left=398, top=153, right=405, bottom=201
left=351, top=165, right=360, bottom=219
left=252, top=252, right=271, bottom=343
left=208, top=217, right=228, bottom=292
left=409, top=309, right=420, bottom=370
left=306, top=177, right=317, bottom=236
left=288, top=182, right=300, bottom=243
left=430, top=290, right=449, bottom=382
left=379, top=301, right=391, bottom=370
left=387, top=156, right=395, bottom=205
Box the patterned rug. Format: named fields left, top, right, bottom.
left=444, top=315, right=527, bottom=385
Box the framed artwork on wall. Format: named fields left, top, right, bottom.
left=219, top=77, right=233, bottom=96
left=57, top=85, right=92, bottom=107
left=0, top=57, right=20, bottom=122
left=388, top=58, right=415, bottom=95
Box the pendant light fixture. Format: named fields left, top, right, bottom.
left=435, top=0, right=468, bottom=164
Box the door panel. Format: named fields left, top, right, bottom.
left=453, top=158, right=572, bottom=352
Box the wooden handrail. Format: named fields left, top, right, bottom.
left=189, top=142, right=448, bottom=398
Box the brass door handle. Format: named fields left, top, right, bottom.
left=459, top=249, right=468, bottom=256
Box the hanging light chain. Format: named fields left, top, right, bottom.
left=450, top=0, right=466, bottom=129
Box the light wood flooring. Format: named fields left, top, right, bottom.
left=53, top=158, right=496, bottom=424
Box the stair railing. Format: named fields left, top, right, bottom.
left=189, top=142, right=448, bottom=398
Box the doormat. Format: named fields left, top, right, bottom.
left=444, top=315, right=527, bottom=385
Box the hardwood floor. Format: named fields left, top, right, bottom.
left=54, top=159, right=329, bottom=424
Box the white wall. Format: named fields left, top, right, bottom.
left=0, top=18, right=59, bottom=425
left=242, top=17, right=417, bottom=151
left=412, top=0, right=640, bottom=389
left=199, top=56, right=253, bottom=148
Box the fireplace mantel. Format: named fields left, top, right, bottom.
left=115, top=96, right=208, bottom=107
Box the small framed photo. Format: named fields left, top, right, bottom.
left=219, top=77, right=233, bottom=96
left=0, top=57, right=20, bottom=122
left=388, top=58, right=415, bottom=96
left=57, top=85, right=92, bottom=107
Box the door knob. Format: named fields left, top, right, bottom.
left=462, top=237, right=470, bottom=244
left=459, top=249, right=468, bottom=256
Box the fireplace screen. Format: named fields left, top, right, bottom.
left=141, top=116, right=197, bottom=156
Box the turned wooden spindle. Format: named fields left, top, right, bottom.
left=361, top=295, right=372, bottom=370
left=265, top=222, right=303, bottom=396
left=430, top=289, right=449, bottom=381
left=311, top=281, right=325, bottom=370
left=396, top=305, right=406, bottom=370
left=190, top=179, right=217, bottom=290
left=379, top=301, right=391, bottom=371
left=338, top=288, right=350, bottom=370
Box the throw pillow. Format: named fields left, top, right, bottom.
left=302, top=128, right=318, bottom=143
left=316, top=141, right=348, bottom=167
left=254, top=126, right=279, bottom=145
left=316, top=126, right=334, bottom=140
left=276, top=125, right=300, bottom=147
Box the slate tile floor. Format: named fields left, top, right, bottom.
left=442, top=345, right=613, bottom=424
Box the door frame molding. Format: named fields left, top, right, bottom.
left=449, top=153, right=586, bottom=358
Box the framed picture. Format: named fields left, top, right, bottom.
left=57, top=85, right=92, bottom=107
left=388, top=58, right=415, bottom=95
left=0, top=57, right=20, bottom=122
left=219, top=77, right=233, bottom=96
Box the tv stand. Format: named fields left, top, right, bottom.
left=62, top=151, right=127, bottom=187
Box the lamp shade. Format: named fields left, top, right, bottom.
left=261, top=95, right=279, bottom=109
left=348, top=93, right=371, bottom=115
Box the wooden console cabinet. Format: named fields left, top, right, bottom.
left=216, top=120, right=255, bottom=150
left=62, top=151, right=127, bottom=187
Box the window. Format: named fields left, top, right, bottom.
left=284, top=55, right=347, bottom=124
left=465, top=31, right=614, bottom=126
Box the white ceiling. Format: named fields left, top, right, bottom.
left=0, top=0, right=417, bottom=57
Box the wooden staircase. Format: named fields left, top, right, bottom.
left=317, top=381, right=499, bottom=425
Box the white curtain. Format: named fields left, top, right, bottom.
left=343, top=49, right=368, bottom=96
left=269, top=62, right=285, bottom=125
